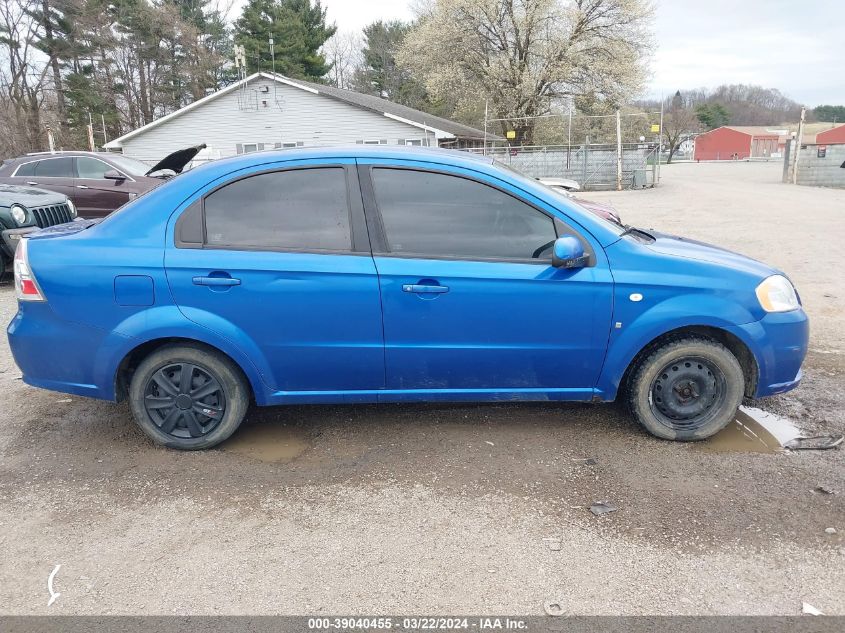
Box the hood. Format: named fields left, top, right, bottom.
left=645, top=230, right=777, bottom=279
left=0, top=184, right=67, bottom=208
left=145, top=144, right=206, bottom=176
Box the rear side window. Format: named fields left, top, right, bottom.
left=371, top=168, right=556, bottom=260
left=34, top=157, right=73, bottom=177
left=204, top=167, right=351, bottom=251
left=15, top=162, right=36, bottom=177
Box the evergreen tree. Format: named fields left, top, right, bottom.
left=234, top=0, right=335, bottom=79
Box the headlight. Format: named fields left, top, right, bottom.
left=10, top=204, right=27, bottom=225
left=66, top=197, right=76, bottom=218
left=756, top=275, right=800, bottom=312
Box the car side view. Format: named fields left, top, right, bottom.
left=0, top=145, right=205, bottom=218
left=7, top=147, right=808, bottom=450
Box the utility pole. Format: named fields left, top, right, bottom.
left=566, top=105, right=572, bottom=170
left=616, top=110, right=623, bottom=191
left=657, top=98, right=664, bottom=184
left=46, top=126, right=55, bottom=153
left=483, top=100, right=488, bottom=156
left=86, top=112, right=95, bottom=151
left=792, top=106, right=805, bottom=184
left=101, top=114, right=108, bottom=146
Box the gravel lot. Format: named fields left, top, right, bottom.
left=0, top=161, right=842, bottom=615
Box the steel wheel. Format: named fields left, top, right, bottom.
left=648, top=355, right=727, bottom=431
left=143, top=362, right=227, bottom=439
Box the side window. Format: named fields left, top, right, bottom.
left=370, top=169, right=557, bottom=260
left=34, top=157, right=74, bottom=178
left=76, top=157, right=112, bottom=179
left=15, top=161, right=36, bottom=177
left=204, top=167, right=351, bottom=251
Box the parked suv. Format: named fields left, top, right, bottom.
left=0, top=145, right=205, bottom=218
left=7, top=147, right=808, bottom=450
left=0, top=184, right=76, bottom=276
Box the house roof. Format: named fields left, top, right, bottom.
left=105, top=72, right=490, bottom=149
left=721, top=126, right=789, bottom=138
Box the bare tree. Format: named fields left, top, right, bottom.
left=663, top=90, right=698, bottom=163
left=0, top=0, right=55, bottom=154
left=322, top=29, right=362, bottom=90
left=399, top=0, right=654, bottom=143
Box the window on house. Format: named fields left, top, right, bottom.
left=360, top=140, right=388, bottom=145
left=241, top=143, right=259, bottom=153
left=204, top=167, right=352, bottom=251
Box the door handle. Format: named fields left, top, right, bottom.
left=402, top=284, right=449, bottom=294
left=26, top=181, right=38, bottom=185
left=76, top=185, right=88, bottom=189
left=192, top=276, right=241, bottom=287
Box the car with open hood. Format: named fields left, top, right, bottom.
left=0, top=145, right=205, bottom=218
left=0, top=184, right=77, bottom=276
left=7, top=146, right=808, bottom=450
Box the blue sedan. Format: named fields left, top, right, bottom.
left=7, top=147, right=808, bottom=450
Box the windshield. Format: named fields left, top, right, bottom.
left=492, top=158, right=626, bottom=234
left=105, top=154, right=154, bottom=177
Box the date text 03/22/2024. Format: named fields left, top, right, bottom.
left=307, top=618, right=528, bottom=630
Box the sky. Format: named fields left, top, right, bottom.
left=232, top=0, right=844, bottom=106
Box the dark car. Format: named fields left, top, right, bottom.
left=0, top=184, right=77, bottom=276
left=0, top=145, right=205, bottom=219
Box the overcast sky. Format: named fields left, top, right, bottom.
left=237, top=0, right=843, bottom=106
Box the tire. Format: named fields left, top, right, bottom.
left=128, top=343, right=249, bottom=450
left=627, top=337, right=744, bottom=441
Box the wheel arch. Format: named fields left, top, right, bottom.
left=617, top=325, right=759, bottom=400
left=114, top=337, right=259, bottom=404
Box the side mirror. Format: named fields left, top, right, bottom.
left=552, top=235, right=588, bottom=269
left=103, top=169, right=125, bottom=181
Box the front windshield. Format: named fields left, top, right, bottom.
left=491, top=158, right=626, bottom=234
left=105, top=154, right=154, bottom=177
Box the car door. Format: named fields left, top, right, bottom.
left=359, top=163, right=614, bottom=397
left=25, top=157, right=76, bottom=199
left=73, top=156, right=133, bottom=217
left=165, top=162, right=385, bottom=394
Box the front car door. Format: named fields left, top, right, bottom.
left=73, top=156, right=133, bottom=218
left=165, top=161, right=385, bottom=398
left=358, top=162, right=614, bottom=400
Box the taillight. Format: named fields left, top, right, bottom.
left=14, top=238, right=46, bottom=302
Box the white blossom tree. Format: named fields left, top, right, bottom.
left=399, top=0, right=654, bottom=144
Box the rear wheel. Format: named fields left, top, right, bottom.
left=128, top=344, right=249, bottom=450
left=627, top=337, right=744, bottom=441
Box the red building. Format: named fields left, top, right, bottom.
left=693, top=126, right=786, bottom=161
left=816, top=124, right=845, bottom=144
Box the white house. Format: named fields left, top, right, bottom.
left=104, top=72, right=489, bottom=163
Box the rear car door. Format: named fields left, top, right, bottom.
left=73, top=156, right=132, bottom=218
left=165, top=162, right=385, bottom=394
left=26, top=157, right=76, bottom=199
left=359, top=163, right=614, bottom=397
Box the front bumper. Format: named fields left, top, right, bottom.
left=0, top=226, right=37, bottom=259
left=728, top=308, right=809, bottom=398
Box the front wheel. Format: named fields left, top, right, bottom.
left=128, top=344, right=249, bottom=450
left=627, top=337, right=744, bottom=441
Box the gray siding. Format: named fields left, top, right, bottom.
left=117, top=78, right=434, bottom=163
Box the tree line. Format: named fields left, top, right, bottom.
left=1, top=0, right=657, bottom=156
left=3, top=0, right=836, bottom=160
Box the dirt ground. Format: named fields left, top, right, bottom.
left=0, top=161, right=842, bottom=615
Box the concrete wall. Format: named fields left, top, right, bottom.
left=479, top=144, right=657, bottom=190
left=783, top=140, right=845, bottom=188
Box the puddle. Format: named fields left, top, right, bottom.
left=221, top=423, right=310, bottom=463
left=697, top=406, right=801, bottom=453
